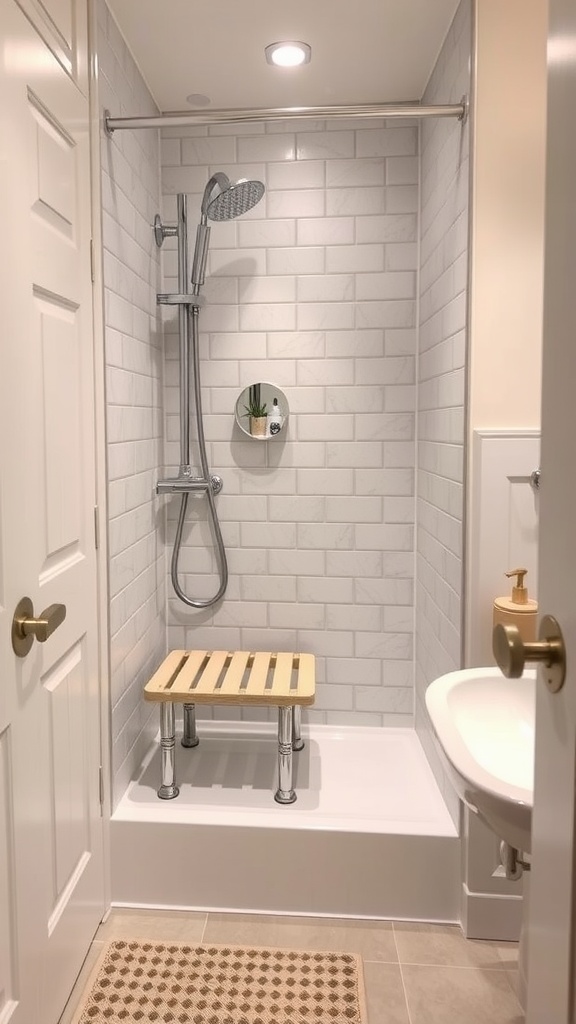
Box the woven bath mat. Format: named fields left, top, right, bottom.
left=74, top=939, right=367, bottom=1024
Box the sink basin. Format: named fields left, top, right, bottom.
left=425, top=667, right=536, bottom=852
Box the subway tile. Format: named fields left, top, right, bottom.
left=238, top=134, right=296, bottom=162
left=162, top=165, right=208, bottom=194
left=297, top=131, right=355, bottom=160
left=296, top=629, right=354, bottom=657
left=356, top=272, right=416, bottom=301
left=326, top=244, right=384, bottom=273
left=355, top=524, right=414, bottom=551
left=386, top=156, right=419, bottom=185
left=297, top=275, right=355, bottom=303
left=326, top=386, right=384, bottom=414
left=209, top=248, right=267, bottom=276
left=181, top=136, right=236, bottom=165
left=327, top=187, right=386, bottom=217
left=297, top=577, right=354, bottom=603
left=297, top=523, right=354, bottom=550
left=296, top=468, right=354, bottom=495
left=239, top=303, right=297, bottom=332
left=326, top=605, right=381, bottom=632
left=325, top=329, right=385, bottom=358
left=297, top=302, right=355, bottom=331
left=326, top=496, right=382, bottom=522
left=240, top=522, right=297, bottom=547
left=355, top=686, right=414, bottom=713
left=267, top=189, right=325, bottom=218
left=267, top=160, right=325, bottom=189
left=356, top=128, right=418, bottom=157
left=355, top=413, right=414, bottom=441
left=326, top=158, right=385, bottom=187
left=386, top=185, right=419, bottom=214
left=356, top=214, right=417, bottom=244
left=268, top=495, right=325, bottom=521
left=238, top=276, right=296, bottom=303
left=269, top=549, right=325, bottom=575
left=268, top=333, right=325, bottom=359
left=297, top=217, right=355, bottom=246
left=326, top=441, right=383, bottom=468
left=297, top=414, right=354, bottom=441
left=270, top=604, right=326, bottom=630
left=267, top=246, right=325, bottom=275
left=326, top=550, right=383, bottom=577
left=241, top=575, right=297, bottom=601
left=356, top=299, right=415, bottom=329
left=238, top=219, right=296, bottom=248
left=296, top=359, right=355, bottom=386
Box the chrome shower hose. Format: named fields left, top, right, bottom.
left=170, top=307, right=228, bottom=608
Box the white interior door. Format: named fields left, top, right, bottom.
left=0, top=2, right=105, bottom=1022
left=526, top=0, right=576, bottom=1019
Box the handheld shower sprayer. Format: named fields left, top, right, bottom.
left=153, top=173, right=265, bottom=609
left=190, top=172, right=265, bottom=291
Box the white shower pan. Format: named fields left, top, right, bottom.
left=111, top=722, right=459, bottom=921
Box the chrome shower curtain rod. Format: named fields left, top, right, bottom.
left=105, top=99, right=468, bottom=134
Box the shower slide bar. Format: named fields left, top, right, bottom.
left=105, top=99, right=468, bottom=134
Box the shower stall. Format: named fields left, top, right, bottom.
left=101, top=0, right=471, bottom=922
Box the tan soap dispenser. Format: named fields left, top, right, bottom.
left=493, top=568, right=538, bottom=643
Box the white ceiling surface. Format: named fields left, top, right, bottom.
left=107, top=0, right=461, bottom=112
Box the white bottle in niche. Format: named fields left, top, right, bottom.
left=267, top=397, right=283, bottom=435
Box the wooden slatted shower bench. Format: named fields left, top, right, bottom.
left=144, top=650, right=316, bottom=804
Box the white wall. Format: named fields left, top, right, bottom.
left=468, top=0, right=547, bottom=432
left=159, top=120, right=419, bottom=725
left=465, top=0, right=547, bottom=662
left=97, top=0, right=166, bottom=806
left=415, top=0, right=472, bottom=825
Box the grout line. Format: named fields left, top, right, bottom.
left=390, top=921, right=413, bottom=1022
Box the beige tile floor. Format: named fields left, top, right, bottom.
left=58, top=909, right=524, bottom=1024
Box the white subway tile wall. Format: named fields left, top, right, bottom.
left=415, top=0, right=471, bottom=824
left=159, top=118, right=420, bottom=725
left=98, top=0, right=167, bottom=806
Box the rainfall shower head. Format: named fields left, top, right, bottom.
left=201, top=171, right=265, bottom=222
left=191, top=172, right=266, bottom=290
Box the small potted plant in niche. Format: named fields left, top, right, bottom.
left=243, top=385, right=267, bottom=437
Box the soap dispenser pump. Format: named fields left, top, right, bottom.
left=493, top=568, right=538, bottom=643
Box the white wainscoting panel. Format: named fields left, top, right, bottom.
left=468, top=430, right=540, bottom=668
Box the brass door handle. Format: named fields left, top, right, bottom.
left=492, top=614, right=566, bottom=693
left=12, top=597, right=67, bottom=657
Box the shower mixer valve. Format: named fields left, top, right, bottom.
left=156, top=474, right=223, bottom=496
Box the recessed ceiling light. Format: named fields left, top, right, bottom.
left=265, top=41, right=311, bottom=68
left=186, top=93, right=211, bottom=106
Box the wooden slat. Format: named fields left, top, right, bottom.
left=245, top=651, right=272, bottom=696
left=271, top=652, right=294, bottom=697
left=192, top=649, right=230, bottom=697
left=219, top=650, right=251, bottom=696
left=169, top=650, right=209, bottom=696
left=144, top=650, right=188, bottom=699
left=295, top=653, right=316, bottom=701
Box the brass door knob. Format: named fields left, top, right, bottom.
left=12, top=597, right=67, bottom=657
left=492, top=614, right=566, bottom=693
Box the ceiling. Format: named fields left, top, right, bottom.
left=106, top=0, right=461, bottom=113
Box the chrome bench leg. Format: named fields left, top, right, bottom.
left=158, top=703, right=179, bottom=800
left=275, top=705, right=296, bottom=804
left=182, top=702, right=199, bottom=747
left=292, top=705, right=304, bottom=751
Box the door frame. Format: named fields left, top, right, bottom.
left=87, top=0, right=112, bottom=913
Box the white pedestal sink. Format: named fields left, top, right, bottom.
left=425, top=667, right=535, bottom=852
